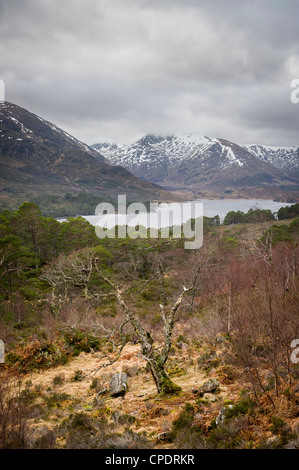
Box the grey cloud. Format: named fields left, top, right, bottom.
left=0, top=0, right=299, bottom=145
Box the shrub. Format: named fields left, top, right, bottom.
left=168, top=403, right=195, bottom=441
left=224, top=397, right=255, bottom=419
left=72, top=370, right=84, bottom=382
left=218, top=365, right=236, bottom=384
left=44, top=392, right=72, bottom=408
left=206, top=416, right=247, bottom=449
left=0, top=374, right=32, bottom=448
left=53, top=374, right=65, bottom=387
left=62, top=328, right=101, bottom=354
left=168, top=403, right=205, bottom=448
left=6, top=339, right=69, bottom=373
left=266, top=416, right=298, bottom=448
left=197, top=348, right=220, bottom=371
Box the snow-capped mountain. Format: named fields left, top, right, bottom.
left=0, top=101, right=108, bottom=163
left=244, top=144, right=299, bottom=178
left=0, top=103, right=174, bottom=212
left=92, top=134, right=297, bottom=191
left=93, top=135, right=246, bottom=169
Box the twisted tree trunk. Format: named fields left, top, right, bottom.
left=95, top=263, right=187, bottom=394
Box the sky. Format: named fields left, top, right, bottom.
left=1, top=0, right=299, bottom=146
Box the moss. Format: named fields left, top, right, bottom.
left=159, top=376, right=182, bottom=396
left=224, top=397, right=255, bottom=419
left=90, top=377, right=100, bottom=390
left=44, top=392, right=72, bottom=408
left=166, top=364, right=186, bottom=377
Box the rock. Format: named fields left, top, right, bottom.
left=156, top=432, right=171, bottom=443
left=109, top=372, right=128, bottom=397
left=197, top=378, right=219, bottom=397
left=215, top=404, right=234, bottom=427
left=204, top=393, right=219, bottom=402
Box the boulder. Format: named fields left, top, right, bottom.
left=215, top=404, right=234, bottom=427
left=109, top=372, right=128, bottom=397
left=197, top=378, right=219, bottom=397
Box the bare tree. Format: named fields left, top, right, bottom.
left=40, top=245, right=205, bottom=394
left=91, top=257, right=193, bottom=394
left=40, top=250, right=95, bottom=317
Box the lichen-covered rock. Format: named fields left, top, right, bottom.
left=215, top=404, right=234, bottom=427
left=197, top=378, right=219, bottom=397
left=109, top=372, right=128, bottom=397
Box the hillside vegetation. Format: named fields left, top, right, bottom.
left=0, top=203, right=299, bottom=449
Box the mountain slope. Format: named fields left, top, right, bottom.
left=0, top=103, right=176, bottom=214
left=92, top=134, right=297, bottom=192
left=244, top=144, right=299, bottom=180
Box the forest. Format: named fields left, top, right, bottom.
left=0, top=202, right=299, bottom=449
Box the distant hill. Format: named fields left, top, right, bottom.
left=244, top=144, right=299, bottom=180
left=0, top=103, right=176, bottom=216
left=92, top=134, right=299, bottom=201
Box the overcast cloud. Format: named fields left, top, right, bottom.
left=1, top=0, right=299, bottom=145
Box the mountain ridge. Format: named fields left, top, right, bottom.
left=0, top=103, right=177, bottom=214
left=92, top=134, right=299, bottom=194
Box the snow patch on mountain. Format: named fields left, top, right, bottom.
left=93, top=135, right=299, bottom=178
left=92, top=134, right=249, bottom=170
left=244, top=144, right=299, bottom=172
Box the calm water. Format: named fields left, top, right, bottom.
left=59, top=199, right=294, bottom=228
left=196, top=199, right=293, bottom=222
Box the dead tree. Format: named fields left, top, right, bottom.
left=89, top=255, right=205, bottom=395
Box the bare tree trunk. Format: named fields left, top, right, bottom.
left=146, top=353, right=181, bottom=394
left=94, top=262, right=185, bottom=395
left=227, top=289, right=231, bottom=335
